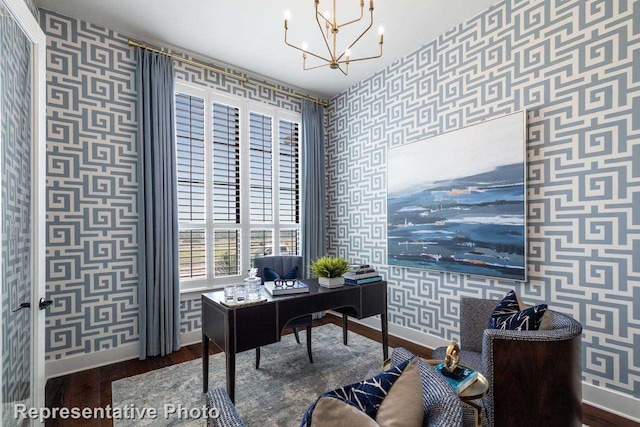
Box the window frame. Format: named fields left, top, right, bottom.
left=175, top=80, right=302, bottom=293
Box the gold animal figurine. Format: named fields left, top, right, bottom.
left=444, top=342, right=460, bottom=372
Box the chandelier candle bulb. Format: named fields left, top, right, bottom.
left=284, top=10, right=290, bottom=28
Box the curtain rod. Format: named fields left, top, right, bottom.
left=128, top=40, right=328, bottom=107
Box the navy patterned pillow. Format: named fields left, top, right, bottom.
left=489, top=290, right=547, bottom=331
left=263, top=266, right=299, bottom=281
left=300, top=358, right=417, bottom=427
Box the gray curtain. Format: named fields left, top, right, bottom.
left=135, top=48, right=181, bottom=359
left=301, top=100, right=327, bottom=276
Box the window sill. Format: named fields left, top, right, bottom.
left=179, top=285, right=224, bottom=296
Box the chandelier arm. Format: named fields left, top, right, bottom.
left=315, top=9, right=335, bottom=61
left=337, top=42, right=383, bottom=64
left=304, top=62, right=331, bottom=71
left=336, top=1, right=365, bottom=28
left=284, top=30, right=332, bottom=63
left=335, top=9, right=374, bottom=62
left=317, top=11, right=332, bottom=26
left=337, top=64, right=348, bottom=76
left=339, top=51, right=382, bottom=63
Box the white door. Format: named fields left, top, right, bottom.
left=0, top=0, right=46, bottom=425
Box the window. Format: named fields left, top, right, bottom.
left=175, top=82, right=301, bottom=291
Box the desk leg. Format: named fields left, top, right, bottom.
left=226, top=349, right=236, bottom=403
left=381, top=312, right=389, bottom=360
left=342, top=314, right=348, bottom=345
left=202, top=333, right=209, bottom=393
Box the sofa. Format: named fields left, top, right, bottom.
left=432, top=297, right=583, bottom=427
left=206, top=347, right=463, bottom=427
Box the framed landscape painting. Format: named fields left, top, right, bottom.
left=387, top=110, right=527, bottom=281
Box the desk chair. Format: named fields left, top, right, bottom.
left=253, top=256, right=313, bottom=369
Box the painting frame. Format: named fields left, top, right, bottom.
left=387, top=110, right=527, bottom=281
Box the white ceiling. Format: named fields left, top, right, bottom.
left=37, top=0, right=499, bottom=99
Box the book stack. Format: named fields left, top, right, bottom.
left=343, top=264, right=382, bottom=285
left=434, top=362, right=479, bottom=394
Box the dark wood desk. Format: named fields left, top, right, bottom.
left=201, top=279, right=388, bottom=402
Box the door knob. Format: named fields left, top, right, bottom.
left=39, top=298, right=53, bottom=310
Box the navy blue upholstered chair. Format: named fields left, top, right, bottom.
left=252, top=256, right=313, bottom=369
left=432, top=297, right=583, bottom=427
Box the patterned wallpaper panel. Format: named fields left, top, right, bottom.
left=326, top=0, right=639, bottom=398
left=41, top=9, right=309, bottom=360
left=42, top=9, right=139, bottom=360
left=1, top=1, right=33, bottom=413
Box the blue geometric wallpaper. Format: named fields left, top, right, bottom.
left=42, top=9, right=140, bottom=360
left=326, top=0, right=639, bottom=398
left=40, top=9, right=305, bottom=361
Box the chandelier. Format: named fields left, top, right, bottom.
left=284, top=0, right=384, bottom=75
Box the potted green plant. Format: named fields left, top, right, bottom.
left=310, top=256, right=351, bottom=288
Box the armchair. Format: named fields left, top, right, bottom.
left=432, top=297, right=583, bottom=427
left=206, top=387, right=245, bottom=427
left=252, top=256, right=313, bottom=369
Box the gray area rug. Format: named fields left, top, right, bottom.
left=112, top=324, right=390, bottom=426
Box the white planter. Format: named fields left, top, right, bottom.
left=318, top=276, right=345, bottom=288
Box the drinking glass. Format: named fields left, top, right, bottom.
left=245, top=276, right=261, bottom=301
left=224, top=285, right=236, bottom=303
left=235, top=285, right=247, bottom=303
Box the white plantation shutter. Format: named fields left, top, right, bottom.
left=249, top=112, right=273, bottom=223
left=179, top=229, right=205, bottom=279
left=176, top=93, right=205, bottom=222
left=176, top=93, right=206, bottom=280
left=214, top=230, right=241, bottom=277
left=279, top=229, right=300, bottom=256
left=175, top=82, right=301, bottom=290
left=250, top=229, right=274, bottom=264
left=212, top=102, right=241, bottom=223
left=278, top=119, right=300, bottom=224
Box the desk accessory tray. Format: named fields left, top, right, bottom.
left=220, top=296, right=267, bottom=308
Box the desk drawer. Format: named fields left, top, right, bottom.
left=278, top=290, right=361, bottom=327
left=360, top=282, right=386, bottom=318
left=234, top=303, right=278, bottom=352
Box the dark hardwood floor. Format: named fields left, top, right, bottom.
left=45, top=313, right=637, bottom=427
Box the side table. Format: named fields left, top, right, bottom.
left=383, top=358, right=489, bottom=427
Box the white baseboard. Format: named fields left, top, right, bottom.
left=45, top=330, right=203, bottom=381
left=341, top=314, right=640, bottom=424
left=582, top=382, right=640, bottom=423
left=181, top=330, right=202, bottom=347
left=46, top=342, right=139, bottom=380
left=329, top=311, right=450, bottom=350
